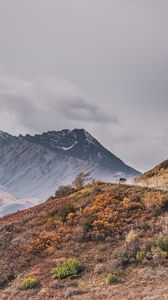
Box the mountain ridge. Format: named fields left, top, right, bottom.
left=21, top=128, right=139, bottom=174
left=0, top=128, right=140, bottom=216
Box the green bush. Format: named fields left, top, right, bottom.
left=121, top=248, right=137, bottom=265
left=51, top=258, right=82, bottom=279
left=20, top=276, right=38, bottom=290
left=121, top=247, right=145, bottom=265
left=47, top=203, right=75, bottom=223
left=136, top=250, right=146, bottom=262
left=55, top=185, right=75, bottom=198
left=154, top=237, right=168, bottom=253
left=105, top=273, right=120, bottom=285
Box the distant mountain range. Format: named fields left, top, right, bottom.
left=0, top=185, right=38, bottom=217
left=0, top=128, right=140, bottom=215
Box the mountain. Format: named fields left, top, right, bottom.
left=0, top=128, right=140, bottom=204
left=0, top=134, right=90, bottom=200
left=0, top=182, right=168, bottom=299
left=135, top=159, right=168, bottom=189
left=0, top=185, right=38, bottom=217
left=21, top=128, right=140, bottom=175
left=21, top=129, right=134, bottom=171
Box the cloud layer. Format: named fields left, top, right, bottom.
left=0, top=73, right=119, bottom=135
left=0, top=0, right=168, bottom=171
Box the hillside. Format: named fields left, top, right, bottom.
left=0, top=129, right=140, bottom=215
left=1, top=182, right=168, bottom=299
left=135, top=159, right=168, bottom=189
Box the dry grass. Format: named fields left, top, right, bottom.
left=1, top=183, right=168, bottom=299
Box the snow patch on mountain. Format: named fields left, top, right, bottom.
left=61, top=141, right=78, bottom=151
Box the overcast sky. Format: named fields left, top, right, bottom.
left=0, top=0, right=168, bottom=172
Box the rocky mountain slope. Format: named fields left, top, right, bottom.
left=0, top=182, right=168, bottom=299
left=21, top=129, right=138, bottom=174
left=135, top=159, right=168, bottom=189
left=0, top=129, right=140, bottom=203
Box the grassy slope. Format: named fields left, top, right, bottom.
left=0, top=183, right=168, bottom=299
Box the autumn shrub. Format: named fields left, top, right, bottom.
left=143, top=191, right=165, bottom=208
left=123, top=197, right=143, bottom=211
left=26, top=231, right=57, bottom=256
left=79, top=192, right=146, bottom=240
left=51, top=258, right=82, bottom=279
left=105, top=273, right=120, bottom=285
left=20, top=276, right=38, bottom=290
left=59, top=203, right=76, bottom=223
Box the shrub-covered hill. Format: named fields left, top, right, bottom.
left=1, top=182, right=168, bottom=299
left=135, top=159, right=168, bottom=189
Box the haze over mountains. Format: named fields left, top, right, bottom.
left=0, top=128, right=140, bottom=215
left=0, top=185, right=38, bottom=217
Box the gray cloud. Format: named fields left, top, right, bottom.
left=0, top=73, right=119, bottom=134
left=61, top=98, right=119, bottom=124
left=0, top=0, right=168, bottom=171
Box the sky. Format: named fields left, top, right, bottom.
left=0, top=0, right=168, bottom=172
